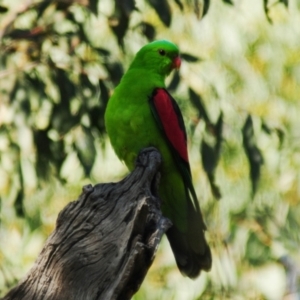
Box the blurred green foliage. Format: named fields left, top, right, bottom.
left=1, top=0, right=300, bottom=299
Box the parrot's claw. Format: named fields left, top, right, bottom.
left=135, top=147, right=160, bottom=168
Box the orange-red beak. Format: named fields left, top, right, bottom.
left=172, top=56, right=181, bottom=70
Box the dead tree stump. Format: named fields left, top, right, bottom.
left=3, top=148, right=171, bottom=300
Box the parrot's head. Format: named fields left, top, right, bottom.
left=130, top=40, right=181, bottom=77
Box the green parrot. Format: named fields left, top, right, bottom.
left=104, top=40, right=212, bottom=278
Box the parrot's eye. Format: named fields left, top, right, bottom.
left=158, top=49, right=166, bottom=56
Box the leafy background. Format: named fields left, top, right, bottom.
left=1, top=0, right=300, bottom=299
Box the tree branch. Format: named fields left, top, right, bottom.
left=3, top=147, right=171, bottom=300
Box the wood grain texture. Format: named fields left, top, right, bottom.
left=3, top=148, right=171, bottom=300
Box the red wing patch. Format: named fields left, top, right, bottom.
left=152, top=88, right=189, bottom=163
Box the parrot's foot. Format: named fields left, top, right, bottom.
left=135, top=147, right=162, bottom=208
left=135, top=147, right=160, bottom=168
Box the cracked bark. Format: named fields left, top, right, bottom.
left=3, top=148, right=171, bottom=300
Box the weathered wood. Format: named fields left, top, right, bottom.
left=3, top=148, right=171, bottom=300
